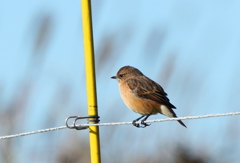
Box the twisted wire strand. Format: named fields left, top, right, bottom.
left=1, top=111, right=240, bottom=140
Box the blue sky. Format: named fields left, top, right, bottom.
left=1, top=0, right=240, bottom=162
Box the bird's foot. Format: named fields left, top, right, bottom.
left=132, top=120, right=151, bottom=128
left=132, top=120, right=140, bottom=128
left=140, top=120, right=151, bottom=128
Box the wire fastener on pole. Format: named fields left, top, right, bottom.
left=66, top=115, right=100, bottom=130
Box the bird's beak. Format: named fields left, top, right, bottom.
left=111, top=76, right=117, bottom=79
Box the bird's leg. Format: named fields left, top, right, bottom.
left=140, top=114, right=151, bottom=128
left=132, top=115, right=145, bottom=128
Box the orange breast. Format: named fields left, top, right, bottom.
left=119, top=82, right=160, bottom=115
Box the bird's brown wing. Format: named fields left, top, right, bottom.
left=126, top=77, right=176, bottom=109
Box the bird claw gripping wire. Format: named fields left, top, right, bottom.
left=132, top=115, right=151, bottom=128
left=132, top=120, right=151, bottom=128
left=65, top=115, right=100, bottom=130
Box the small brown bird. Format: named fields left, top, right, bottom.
left=111, top=66, right=186, bottom=128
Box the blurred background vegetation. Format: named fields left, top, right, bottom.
left=1, top=1, right=240, bottom=163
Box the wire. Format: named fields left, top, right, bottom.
left=0, top=126, right=67, bottom=140
left=1, top=111, right=240, bottom=140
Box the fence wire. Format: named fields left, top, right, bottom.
left=1, top=111, right=240, bottom=140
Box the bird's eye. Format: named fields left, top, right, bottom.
left=119, top=74, right=124, bottom=78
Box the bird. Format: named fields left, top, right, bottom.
left=111, top=65, right=187, bottom=128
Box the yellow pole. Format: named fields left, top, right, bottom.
left=81, top=0, right=101, bottom=163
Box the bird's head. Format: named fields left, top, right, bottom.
left=111, top=66, right=143, bottom=81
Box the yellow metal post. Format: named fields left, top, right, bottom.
left=81, top=0, right=101, bottom=163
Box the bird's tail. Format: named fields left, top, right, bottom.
left=159, top=105, right=187, bottom=128
left=177, top=120, right=187, bottom=128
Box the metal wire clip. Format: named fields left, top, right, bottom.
left=65, top=115, right=100, bottom=130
